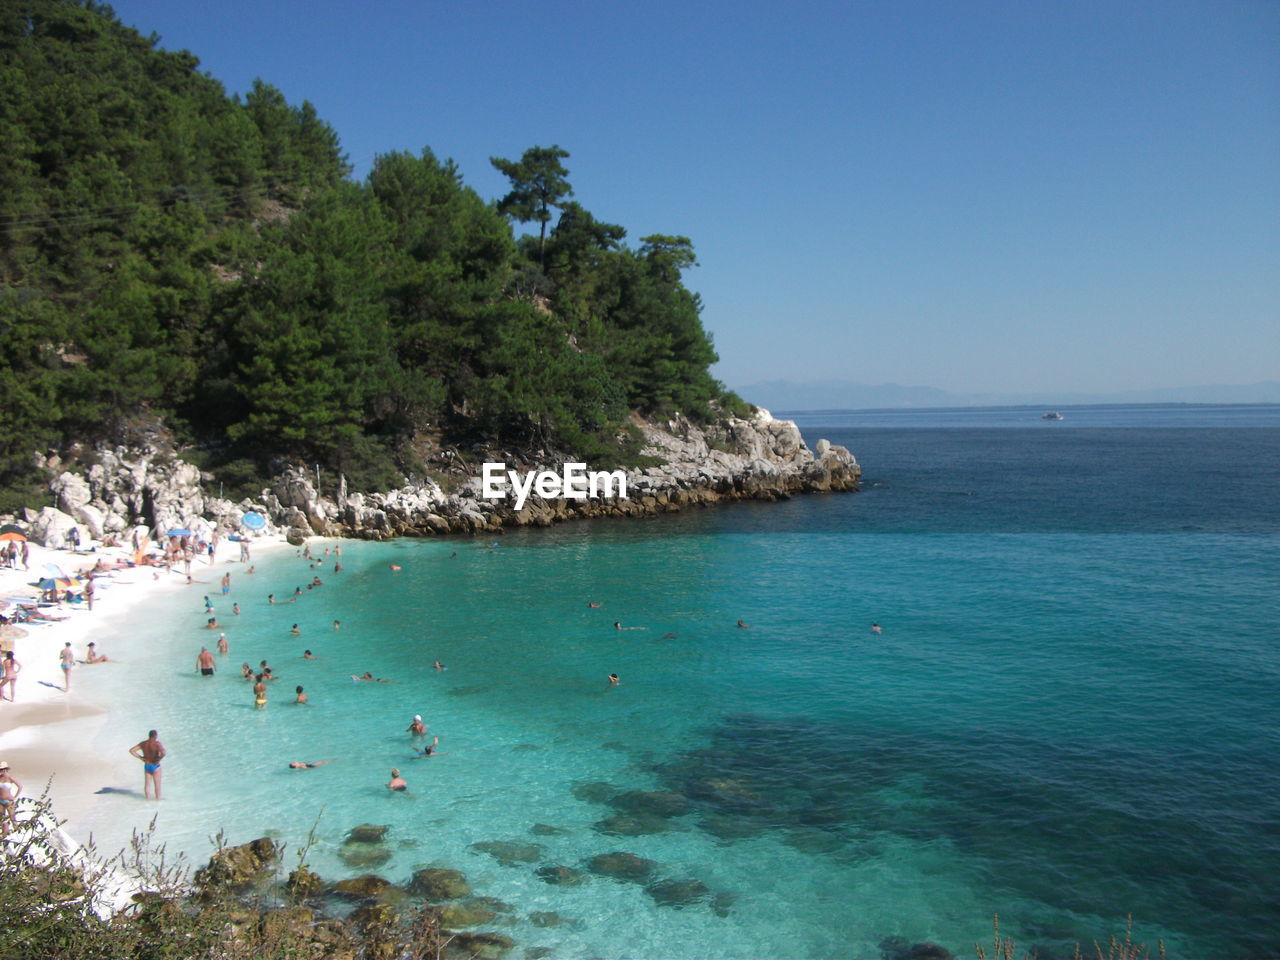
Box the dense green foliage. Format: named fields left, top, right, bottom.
left=0, top=0, right=745, bottom=502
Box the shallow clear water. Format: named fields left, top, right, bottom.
left=77, top=405, right=1280, bottom=959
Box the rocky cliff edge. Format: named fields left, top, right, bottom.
left=11, top=409, right=857, bottom=546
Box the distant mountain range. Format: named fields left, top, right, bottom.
left=733, top=379, right=1280, bottom=412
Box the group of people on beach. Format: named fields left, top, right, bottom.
left=2, top=539, right=29, bottom=570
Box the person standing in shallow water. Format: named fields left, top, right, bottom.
left=253, top=675, right=267, bottom=708
left=196, top=647, right=216, bottom=676
left=59, top=642, right=74, bottom=691
left=129, top=730, right=166, bottom=800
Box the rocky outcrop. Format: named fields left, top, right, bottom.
left=329, top=407, right=858, bottom=539
left=4, top=407, right=857, bottom=543
left=193, top=837, right=279, bottom=893
left=406, top=868, right=471, bottom=900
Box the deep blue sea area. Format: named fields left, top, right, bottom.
left=80, top=404, right=1280, bottom=959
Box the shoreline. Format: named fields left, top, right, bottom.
left=0, top=535, right=292, bottom=840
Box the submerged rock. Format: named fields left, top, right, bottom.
left=711, top=891, right=736, bottom=917
left=879, top=937, right=956, bottom=960
left=445, top=932, right=516, bottom=959
left=592, top=813, right=672, bottom=837
left=332, top=874, right=393, bottom=900
left=585, top=851, right=658, bottom=883
left=783, top=828, right=846, bottom=855
left=434, top=902, right=495, bottom=928
left=407, top=868, right=471, bottom=900
left=528, top=911, right=573, bottom=928
left=571, top=781, right=616, bottom=803
left=697, top=815, right=768, bottom=841
left=470, top=840, right=544, bottom=866
left=685, top=776, right=768, bottom=813
left=345, top=823, right=389, bottom=843
left=529, top=823, right=568, bottom=836
left=469, top=896, right=515, bottom=914
left=535, top=864, right=586, bottom=886
left=645, top=877, right=711, bottom=908
left=608, top=789, right=691, bottom=819
left=338, top=841, right=393, bottom=869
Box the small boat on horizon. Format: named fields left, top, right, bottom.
left=1041, top=411, right=1064, bottom=420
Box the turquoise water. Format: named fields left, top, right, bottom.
left=78, top=405, right=1280, bottom=959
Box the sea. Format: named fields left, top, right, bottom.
left=76, top=404, right=1280, bottom=959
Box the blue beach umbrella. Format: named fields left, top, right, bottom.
left=167, top=528, right=191, bottom=537
left=241, top=512, right=266, bottom=531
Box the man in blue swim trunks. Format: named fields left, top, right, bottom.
left=129, top=730, right=166, bottom=800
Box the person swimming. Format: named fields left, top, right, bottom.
left=352, top=672, right=391, bottom=682
left=388, top=768, right=407, bottom=791
left=737, top=620, right=750, bottom=629
left=614, top=622, right=645, bottom=631
left=288, top=760, right=331, bottom=769
left=414, top=737, right=441, bottom=757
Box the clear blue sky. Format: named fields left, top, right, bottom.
left=111, top=0, right=1279, bottom=394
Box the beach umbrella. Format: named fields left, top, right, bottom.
left=241, top=512, right=266, bottom=531
left=0, top=523, right=25, bottom=538
left=44, top=562, right=70, bottom=580
left=37, top=578, right=57, bottom=590
left=167, top=528, right=191, bottom=537
left=0, top=532, right=25, bottom=542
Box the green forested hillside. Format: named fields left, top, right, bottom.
left=0, top=0, right=745, bottom=508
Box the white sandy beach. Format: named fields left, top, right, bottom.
left=0, top=533, right=290, bottom=838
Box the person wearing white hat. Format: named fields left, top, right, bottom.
left=406, top=715, right=426, bottom=736
left=0, top=761, right=22, bottom=836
